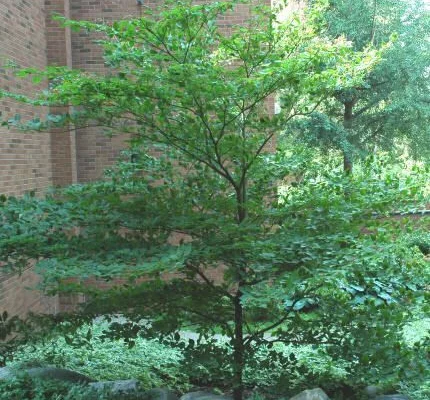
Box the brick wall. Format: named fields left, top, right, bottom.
left=0, top=0, right=53, bottom=196
left=0, top=269, right=58, bottom=317
left=3, top=0, right=276, bottom=190
left=45, top=0, right=78, bottom=186
left=0, top=0, right=59, bottom=318
left=70, top=0, right=145, bottom=182
left=0, top=0, right=274, bottom=316
left=69, top=0, right=272, bottom=182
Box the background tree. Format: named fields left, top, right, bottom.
left=287, top=0, right=430, bottom=173
left=1, top=1, right=428, bottom=399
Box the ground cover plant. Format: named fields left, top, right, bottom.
left=4, top=304, right=429, bottom=400
left=0, top=376, right=104, bottom=400
left=9, top=322, right=189, bottom=391
left=0, top=1, right=429, bottom=400
left=6, top=321, right=346, bottom=391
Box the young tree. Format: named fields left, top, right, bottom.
left=288, top=0, right=430, bottom=173
left=1, top=1, right=428, bottom=399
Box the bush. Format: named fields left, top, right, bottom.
left=404, top=231, right=430, bottom=255
left=9, top=323, right=189, bottom=391
left=400, top=380, right=430, bottom=400
left=9, top=322, right=351, bottom=396
left=399, top=325, right=430, bottom=400
left=8, top=317, right=430, bottom=400
left=0, top=375, right=102, bottom=400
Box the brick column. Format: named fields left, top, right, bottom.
left=45, top=0, right=77, bottom=185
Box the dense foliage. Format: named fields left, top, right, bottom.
left=0, top=375, right=102, bottom=400
left=1, top=149, right=429, bottom=398
left=0, top=1, right=429, bottom=400
left=288, top=0, right=430, bottom=172
left=4, top=313, right=430, bottom=400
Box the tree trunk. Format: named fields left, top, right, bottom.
left=232, top=180, right=247, bottom=400
left=343, top=152, right=353, bottom=175
left=233, top=293, right=244, bottom=400
left=343, top=101, right=354, bottom=175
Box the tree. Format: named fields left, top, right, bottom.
left=288, top=0, right=430, bottom=173
left=1, top=1, right=428, bottom=399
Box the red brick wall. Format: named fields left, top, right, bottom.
left=0, top=0, right=273, bottom=316
left=1, top=0, right=274, bottom=191
left=70, top=0, right=145, bottom=182
left=45, top=0, right=78, bottom=186
left=0, top=0, right=59, bottom=318
left=0, top=269, right=58, bottom=317
left=69, top=0, right=272, bottom=182
left=3, top=1, right=276, bottom=190
left=0, top=0, right=53, bottom=196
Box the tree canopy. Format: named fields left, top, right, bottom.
left=0, top=1, right=429, bottom=399
left=287, top=0, right=430, bottom=172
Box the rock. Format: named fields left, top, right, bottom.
left=375, top=395, right=410, bottom=400
left=0, top=367, right=14, bottom=380
left=0, top=366, right=93, bottom=383
left=289, top=388, right=330, bottom=400
left=180, top=391, right=232, bottom=400
left=365, top=386, right=382, bottom=398
left=144, top=388, right=179, bottom=400
left=25, top=367, right=94, bottom=383
left=89, top=379, right=140, bottom=394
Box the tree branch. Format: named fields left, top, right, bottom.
left=244, top=313, right=289, bottom=345
left=185, top=261, right=234, bottom=300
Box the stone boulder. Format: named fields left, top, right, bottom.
left=365, top=385, right=382, bottom=398
left=0, top=367, right=14, bottom=380
left=89, top=378, right=140, bottom=394
left=0, top=366, right=94, bottom=383
left=364, top=385, right=410, bottom=400
left=289, top=388, right=330, bottom=400
left=144, top=388, right=179, bottom=400
left=180, top=391, right=232, bottom=400
left=25, top=367, right=94, bottom=383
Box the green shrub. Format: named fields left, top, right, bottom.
left=400, top=381, right=430, bottom=400
left=403, top=317, right=430, bottom=346
left=0, top=375, right=102, bottom=400
left=10, top=322, right=351, bottom=395
left=8, top=319, right=429, bottom=400
left=10, top=323, right=189, bottom=391
left=404, top=231, right=430, bottom=255
left=169, top=338, right=351, bottom=397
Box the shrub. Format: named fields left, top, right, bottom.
left=404, top=231, right=430, bottom=255
left=11, top=323, right=353, bottom=397
left=7, top=318, right=430, bottom=400
left=0, top=375, right=102, bottom=400
left=10, top=323, right=189, bottom=391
